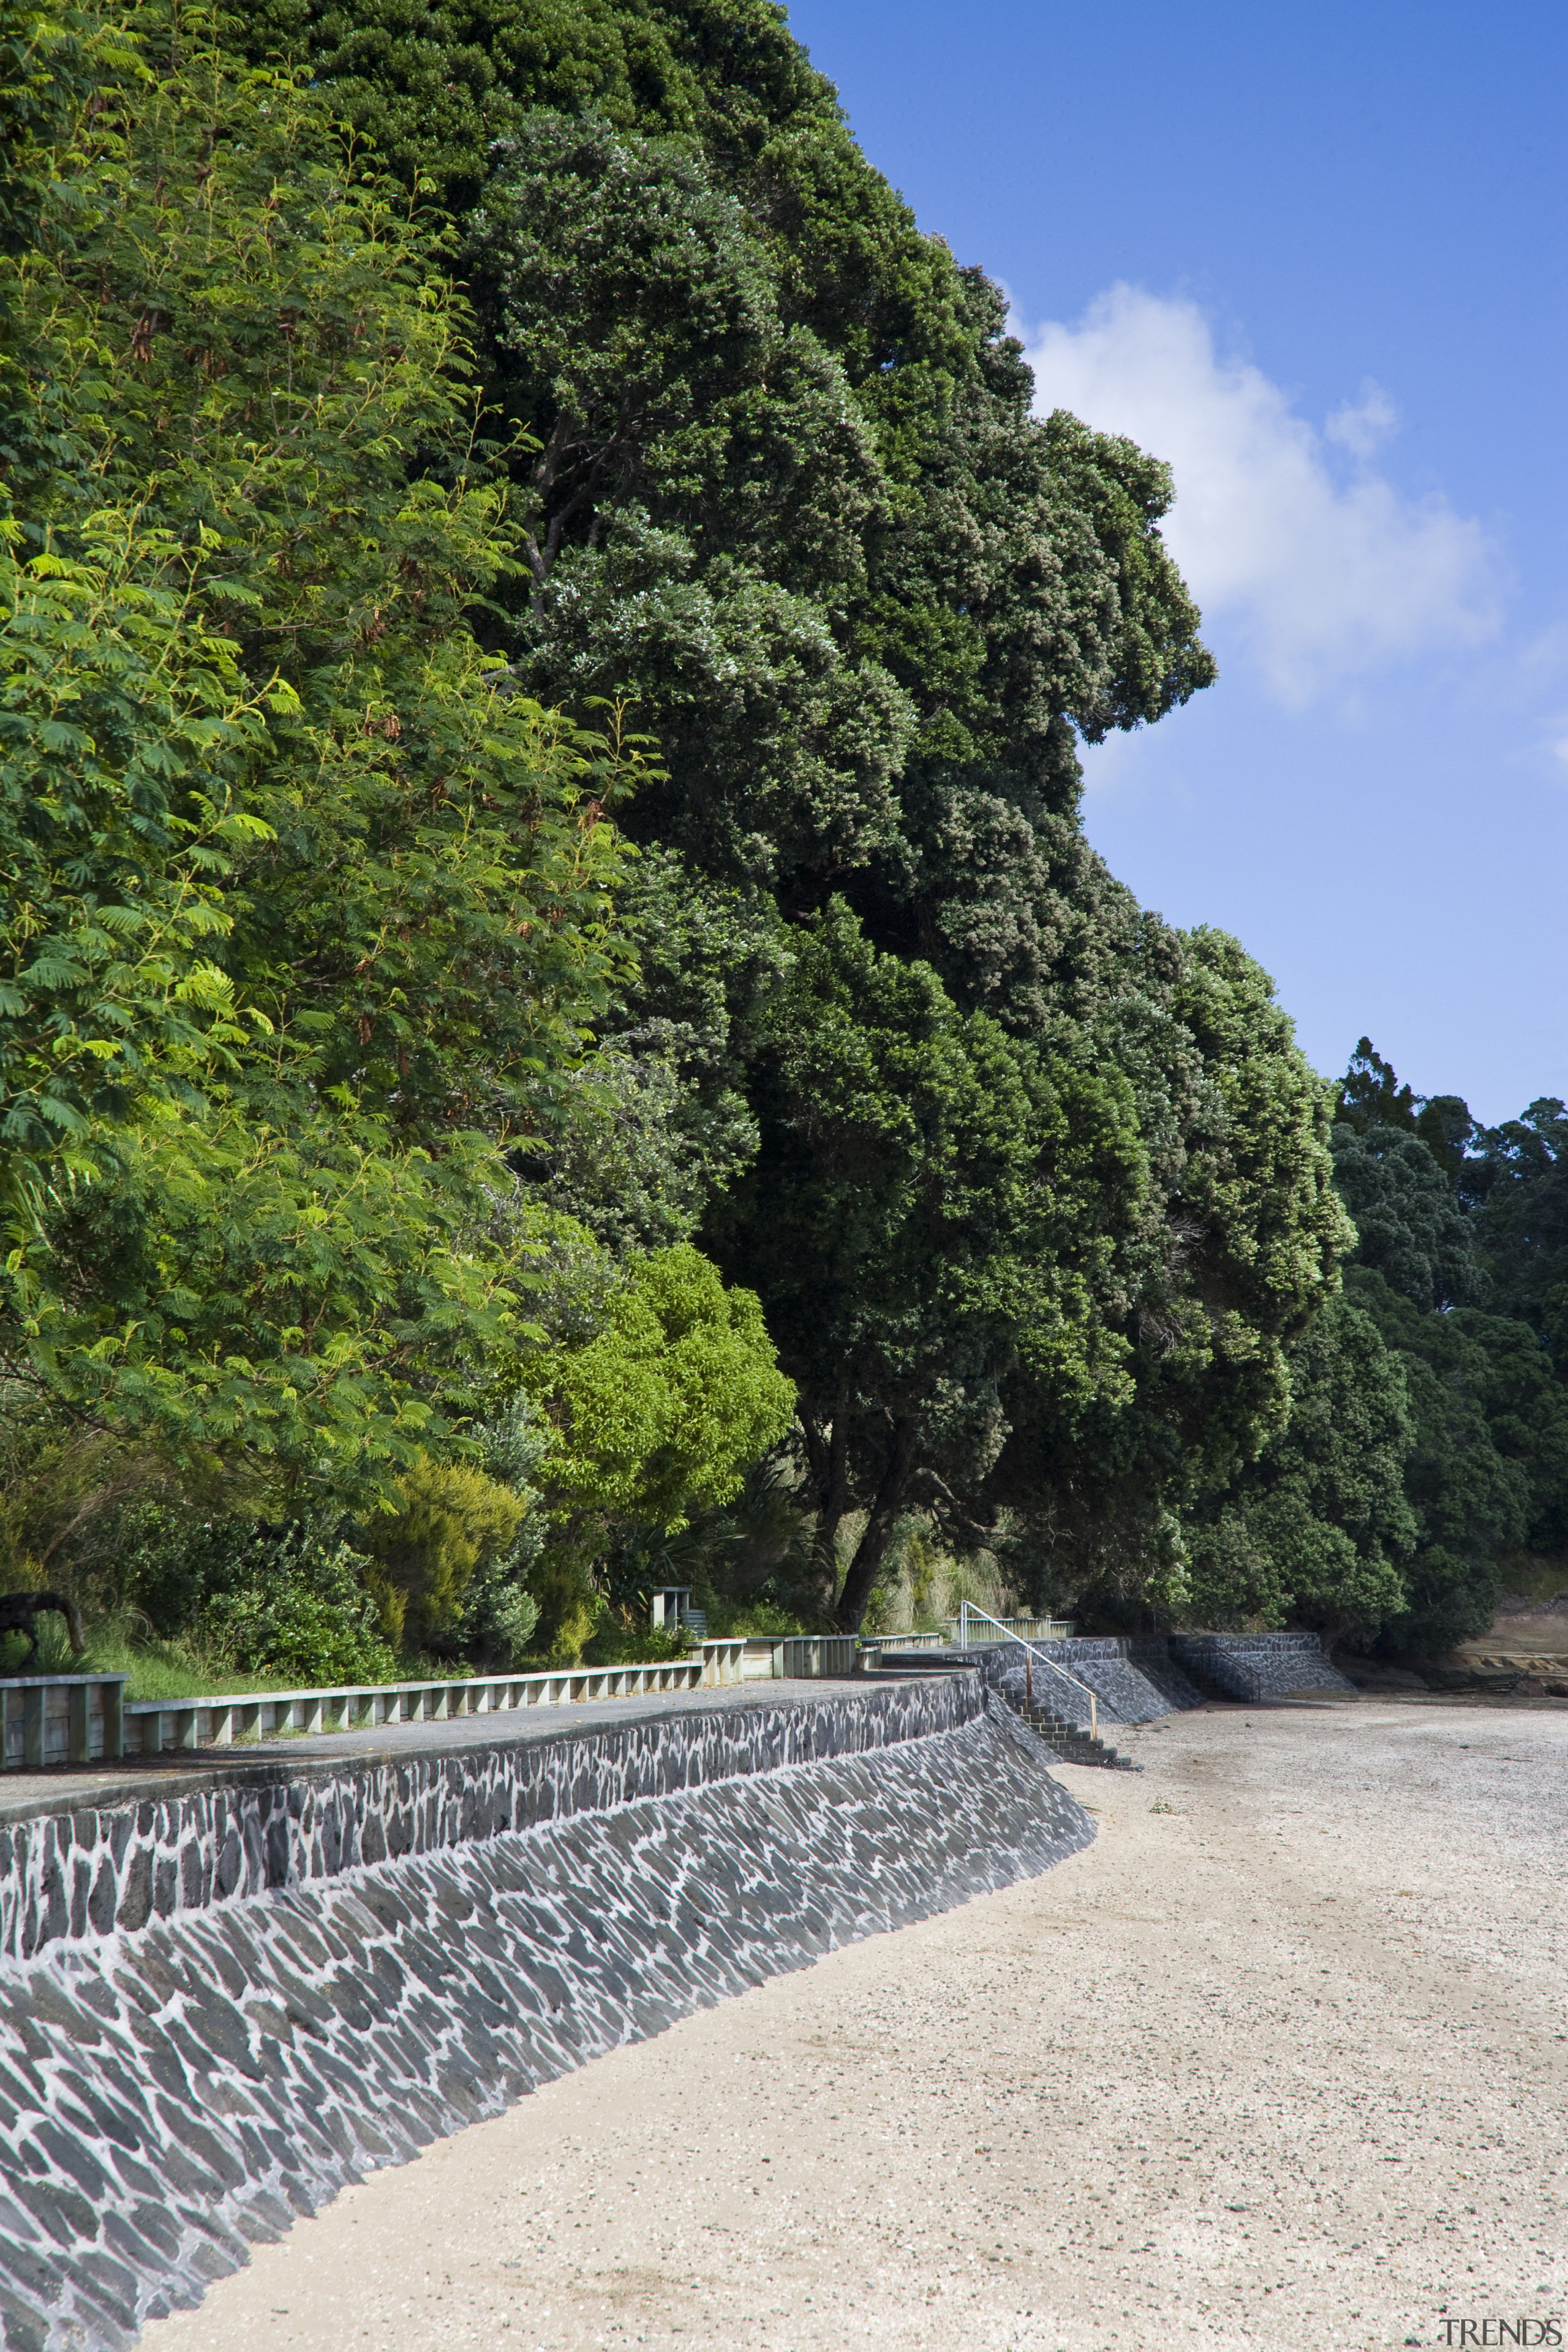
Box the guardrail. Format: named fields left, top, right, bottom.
left=774, top=1634, right=859, bottom=1678
left=0, top=1674, right=128, bottom=1770
left=946, top=1614, right=1075, bottom=1645
left=2, top=1632, right=854, bottom=1773
left=124, top=1641, right=766, bottom=1756
left=862, top=1619, right=1074, bottom=1654
left=126, top=1658, right=720, bottom=1755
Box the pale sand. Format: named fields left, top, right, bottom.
left=143, top=1698, right=1568, bottom=2352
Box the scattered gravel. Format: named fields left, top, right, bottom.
left=143, top=1696, right=1568, bottom=2352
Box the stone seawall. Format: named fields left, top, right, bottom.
left=1168, top=1632, right=1354, bottom=1702
left=978, top=1637, right=1208, bottom=1725
left=0, top=1673, right=983, bottom=1966
left=0, top=1684, right=1090, bottom=2352
left=968, top=1631, right=1351, bottom=1726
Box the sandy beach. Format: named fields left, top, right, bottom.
left=143, top=1695, right=1568, bottom=2352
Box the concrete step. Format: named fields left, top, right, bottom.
left=1014, top=1702, right=1141, bottom=1771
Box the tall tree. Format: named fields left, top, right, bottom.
left=706, top=899, right=1147, bottom=1629
left=1466, top=1099, right=1568, bottom=1374
left=219, top=0, right=1357, bottom=1636
left=1183, top=1295, right=1415, bottom=1643
left=1, top=23, right=630, bottom=1496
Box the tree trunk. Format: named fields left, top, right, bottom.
left=833, top=1416, right=919, bottom=1633
left=800, top=1400, right=851, bottom=1610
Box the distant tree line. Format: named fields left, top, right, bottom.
left=1193, top=1042, right=1567, bottom=1659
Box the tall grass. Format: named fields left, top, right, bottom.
left=9, top=1613, right=462, bottom=1700
left=13, top=1612, right=292, bottom=1700
left=856, top=1513, right=1019, bottom=1637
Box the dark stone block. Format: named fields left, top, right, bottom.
left=187, top=2241, right=243, bottom=2285
left=136, top=2133, right=225, bottom=2203
left=9, top=2175, right=100, bottom=2250
left=0, top=2287, right=53, bottom=2352
left=29, top=2119, right=111, bottom=2204
left=181, top=1994, right=263, bottom=2079
left=73, top=2248, right=142, bottom=2328
left=151, top=2096, right=249, bottom=2190
left=99, top=2206, right=162, bottom=2267
left=152, top=1855, right=179, bottom=1920
left=275, top=1912, right=333, bottom=1970
left=115, top=1848, right=154, bottom=1935
left=202, top=1937, right=253, bottom=2002
left=122, top=2198, right=183, bottom=2259
left=180, top=1839, right=208, bottom=1909
left=0, top=2226, right=62, bottom=2303
left=36, top=1863, right=68, bottom=1954
left=18, top=1974, right=97, bottom=2048
left=234, top=2189, right=294, bottom=2241
left=264, top=1965, right=336, bottom=2037
left=88, top=1856, right=119, bottom=1938
left=215, top=1827, right=246, bottom=1900
left=67, top=1861, right=94, bottom=1950
left=265, top=1814, right=291, bottom=1887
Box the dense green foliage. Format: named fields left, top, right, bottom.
left=1, top=32, right=632, bottom=1483
left=2, top=0, right=1557, bottom=1680
left=203, top=1530, right=402, bottom=1686
left=1185, top=1041, right=1568, bottom=1652
left=258, top=0, right=1345, bottom=1632
left=1185, top=1297, right=1414, bottom=1637
left=0, top=8, right=789, bottom=1674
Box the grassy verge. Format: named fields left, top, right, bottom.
left=7, top=1618, right=491, bottom=1702
left=5, top=1611, right=758, bottom=1704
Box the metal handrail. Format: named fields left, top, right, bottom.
left=957, top=1599, right=1101, bottom=1741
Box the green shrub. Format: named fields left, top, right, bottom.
left=203, top=1537, right=398, bottom=1687
left=359, top=1456, right=529, bottom=1652
left=524, top=1547, right=604, bottom=1663
left=92, top=1504, right=290, bottom=1638
left=703, top=1597, right=809, bottom=1638
left=454, top=1558, right=541, bottom=1668
left=579, top=1619, right=696, bottom=1667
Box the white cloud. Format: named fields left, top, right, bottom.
left=1325, top=380, right=1400, bottom=460
left=1024, top=286, right=1502, bottom=706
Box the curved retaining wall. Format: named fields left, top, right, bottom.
left=0, top=1673, right=986, bottom=1966
left=973, top=1630, right=1352, bottom=1726
left=1167, top=1632, right=1354, bottom=1701
left=0, top=1682, right=1090, bottom=2352
left=978, top=1637, right=1208, bottom=1725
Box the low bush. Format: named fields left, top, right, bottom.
left=578, top=1619, right=696, bottom=1667
left=203, top=1534, right=399, bottom=1686
left=359, top=1457, right=530, bottom=1653
left=703, top=1597, right=810, bottom=1638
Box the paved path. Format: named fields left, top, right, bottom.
left=141, top=1695, right=1568, bottom=2352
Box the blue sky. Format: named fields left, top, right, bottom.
left=784, top=0, right=1567, bottom=1124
